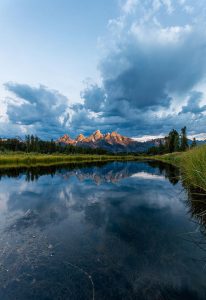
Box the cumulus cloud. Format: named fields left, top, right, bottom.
left=99, top=24, right=206, bottom=111
left=122, top=0, right=139, bottom=14
left=68, top=0, right=206, bottom=137
left=181, top=91, right=206, bottom=114
left=2, top=0, right=206, bottom=139
left=80, top=84, right=106, bottom=112
left=4, top=83, right=70, bottom=138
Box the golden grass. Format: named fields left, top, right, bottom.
left=0, top=152, right=145, bottom=168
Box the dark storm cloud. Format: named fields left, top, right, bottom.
left=70, top=19, right=206, bottom=136
left=81, top=84, right=106, bottom=112
left=181, top=91, right=206, bottom=114
left=100, top=28, right=206, bottom=111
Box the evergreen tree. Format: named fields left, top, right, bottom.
left=30, top=135, right=35, bottom=152
left=168, top=129, right=179, bottom=153
left=164, top=136, right=170, bottom=153
left=180, top=126, right=188, bottom=151
left=25, top=135, right=30, bottom=152
left=191, top=137, right=197, bottom=148
left=159, top=139, right=165, bottom=154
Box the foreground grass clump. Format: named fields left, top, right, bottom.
left=0, top=152, right=142, bottom=168
left=180, top=146, right=206, bottom=191
left=156, top=145, right=206, bottom=191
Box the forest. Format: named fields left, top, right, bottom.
left=147, top=127, right=197, bottom=155
left=0, top=135, right=108, bottom=155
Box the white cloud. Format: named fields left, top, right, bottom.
left=131, top=171, right=165, bottom=180
left=188, top=133, right=206, bottom=141
left=131, top=23, right=192, bottom=44
left=132, top=135, right=165, bottom=142
left=161, top=0, right=174, bottom=14
left=122, top=0, right=139, bottom=14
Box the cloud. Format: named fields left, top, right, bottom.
left=80, top=83, right=106, bottom=112
left=99, top=24, right=205, bottom=113
left=2, top=0, right=206, bottom=139
left=121, top=0, right=139, bottom=14
left=102, top=21, right=206, bottom=109
left=162, top=0, right=174, bottom=14
left=181, top=91, right=206, bottom=114
left=4, top=83, right=70, bottom=138
left=68, top=0, right=206, bottom=137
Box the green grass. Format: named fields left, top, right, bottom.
left=0, top=152, right=145, bottom=168
left=2, top=147, right=206, bottom=192
left=154, top=145, right=206, bottom=191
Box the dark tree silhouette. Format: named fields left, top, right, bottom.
left=168, top=129, right=179, bottom=153
left=180, top=126, right=189, bottom=151
left=147, top=127, right=190, bottom=155
left=191, top=137, right=197, bottom=148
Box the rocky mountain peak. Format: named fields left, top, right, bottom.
left=105, top=132, right=111, bottom=138
left=57, top=130, right=146, bottom=152
left=93, top=130, right=103, bottom=140
left=58, top=134, right=76, bottom=145
left=62, top=134, right=70, bottom=139
left=111, top=131, right=119, bottom=137
left=83, top=130, right=103, bottom=142
left=76, top=134, right=85, bottom=142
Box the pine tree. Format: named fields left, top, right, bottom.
left=25, top=135, right=30, bottom=152
left=191, top=137, right=197, bottom=148
left=159, top=140, right=165, bottom=154
left=168, top=129, right=179, bottom=153
left=180, top=126, right=188, bottom=151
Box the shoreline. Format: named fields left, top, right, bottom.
left=0, top=153, right=148, bottom=169
left=1, top=147, right=206, bottom=193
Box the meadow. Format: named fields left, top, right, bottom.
left=0, top=152, right=141, bottom=168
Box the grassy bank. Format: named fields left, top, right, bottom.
left=0, top=152, right=144, bottom=168
left=154, top=145, right=206, bottom=191
left=2, top=147, right=206, bottom=192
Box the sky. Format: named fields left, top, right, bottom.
left=0, top=0, right=206, bottom=140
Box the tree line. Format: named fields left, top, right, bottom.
left=0, top=135, right=108, bottom=155
left=147, top=127, right=197, bottom=155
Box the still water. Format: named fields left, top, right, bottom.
left=0, top=161, right=206, bottom=300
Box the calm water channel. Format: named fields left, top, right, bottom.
left=0, top=161, right=206, bottom=300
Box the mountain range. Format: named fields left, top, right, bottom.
left=57, top=130, right=163, bottom=153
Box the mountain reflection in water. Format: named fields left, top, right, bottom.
left=0, top=161, right=206, bottom=300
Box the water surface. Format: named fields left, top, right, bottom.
left=0, top=161, right=206, bottom=300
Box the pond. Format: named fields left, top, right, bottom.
left=0, top=161, right=206, bottom=300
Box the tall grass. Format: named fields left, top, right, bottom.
left=155, top=145, right=206, bottom=191
left=180, top=146, right=206, bottom=191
